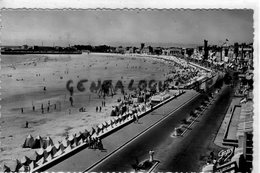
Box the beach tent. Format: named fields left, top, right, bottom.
left=53, top=148, right=64, bottom=158
left=3, top=164, right=11, bottom=172
left=96, top=126, right=101, bottom=135
left=64, top=144, right=72, bottom=153
left=54, top=143, right=60, bottom=150
left=68, top=134, right=77, bottom=146
left=20, top=156, right=32, bottom=166
left=14, top=159, right=23, bottom=172
left=38, top=148, right=49, bottom=160
left=46, top=145, right=57, bottom=157
left=32, top=135, right=44, bottom=149
left=61, top=139, right=70, bottom=148
left=30, top=151, right=43, bottom=162
left=43, top=137, right=54, bottom=149
left=110, top=109, right=117, bottom=116
left=75, top=132, right=83, bottom=144
left=22, top=134, right=35, bottom=148
left=90, top=127, right=96, bottom=136
left=45, top=153, right=53, bottom=163
left=18, top=165, right=28, bottom=172
left=29, top=161, right=37, bottom=171
left=36, top=157, right=45, bottom=167
left=77, top=138, right=84, bottom=146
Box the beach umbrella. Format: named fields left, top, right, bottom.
left=22, top=134, right=35, bottom=148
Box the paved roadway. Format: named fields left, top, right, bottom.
left=89, top=85, right=233, bottom=172
left=46, top=90, right=201, bottom=172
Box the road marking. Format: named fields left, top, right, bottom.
left=84, top=92, right=200, bottom=172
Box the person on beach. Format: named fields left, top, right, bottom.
left=43, top=86, right=46, bottom=94
left=99, top=106, right=102, bottom=112
left=69, top=96, right=73, bottom=107
left=32, top=105, right=35, bottom=111
left=135, top=113, right=139, bottom=123
left=41, top=104, right=44, bottom=114
left=47, top=106, right=50, bottom=112
left=25, top=121, right=29, bottom=128
left=21, top=108, right=24, bottom=114
left=96, top=106, right=98, bottom=112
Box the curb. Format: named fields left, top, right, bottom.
left=83, top=92, right=200, bottom=172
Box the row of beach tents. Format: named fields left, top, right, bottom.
left=4, top=104, right=150, bottom=172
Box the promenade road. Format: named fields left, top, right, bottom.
left=47, top=90, right=201, bottom=172
left=90, top=86, right=233, bottom=172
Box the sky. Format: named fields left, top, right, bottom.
left=1, top=9, right=254, bottom=47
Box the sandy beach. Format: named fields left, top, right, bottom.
left=0, top=53, right=179, bottom=168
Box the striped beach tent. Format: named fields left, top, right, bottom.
left=36, top=157, right=45, bottom=166
left=37, top=148, right=48, bottom=159
left=43, top=136, right=54, bottom=149
left=32, top=135, right=44, bottom=149
left=90, top=127, right=96, bottom=136
left=68, top=134, right=76, bottom=146
left=46, top=145, right=57, bottom=157
left=29, top=161, right=37, bottom=171
left=54, top=143, right=60, bottom=150
left=76, top=132, right=83, bottom=142
left=22, top=134, right=35, bottom=148
left=45, top=153, right=53, bottom=163
left=61, top=139, right=70, bottom=148
left=53, top=147, right=65, bottom=158
left=77, top=138, right=84, bottom=146
left=14, top=159, right=23, bottom=172
left=64, top=144, right=72, bottom=153
left=30, top=151, right=42, bottom=162
left=3, top=164, right=11, bottom=172
left=20, top=156, right=32, bottom=166
left=18, top=165, right=29, bottom=172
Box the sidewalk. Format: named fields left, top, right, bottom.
left=214, top=94, right=242, bottom=148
